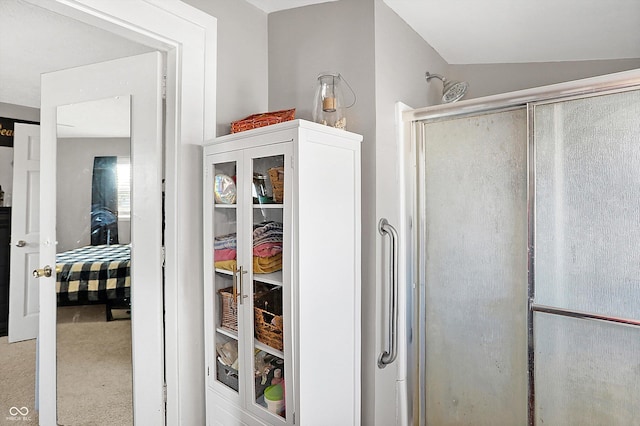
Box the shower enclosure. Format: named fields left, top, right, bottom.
left=404, top=70, right=640, bottom=425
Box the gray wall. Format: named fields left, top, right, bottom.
left=268, top=3, right=377, bottom=422
left=182, top=0, right=269, bottom=137
left=372, top=1, right=450, bottom=423
left=0, top=145, right=13, bottom=205
left=0, top=146, right=11, bottom=204
left=375, top=1, right=449, bottom=110
left=0, top=102, right=40, bottom=122
left=57, top=137, right=130, bottom=252
left=268, top=0, right=376, bottom=132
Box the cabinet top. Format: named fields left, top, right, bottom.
left=209, top=119, right=363, bottom=145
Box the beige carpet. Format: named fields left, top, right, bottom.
left=0, top=333, right=38, bottom=424
left=0, top=305, right=132, bottom=425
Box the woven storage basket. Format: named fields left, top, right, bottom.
left=254, top=286, right=284, bottom=351
left=217, top=359, right=239, bottom=391
left=218, top=287, right=238, bottom=332
left=231, top=109, right=295, bottom=134
left=216, top=359, right=278, bottom=397
left=268, top=167, right=285, bottom=203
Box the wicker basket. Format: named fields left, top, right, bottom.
left=216, top=358, right=279, bottom=397
left=254, top=287, right=283, bottom=351
left=231, top=109, right=295, bottom=134
left=217, top=359, right=239, bottom=391
left=268, top=167, right=284, bottom=203
left=218, top=287, right=238, bottom=332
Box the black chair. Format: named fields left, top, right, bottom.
left=90, top=206, right=119, bottom=246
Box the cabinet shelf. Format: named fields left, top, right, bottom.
left=253, top=270, right=282, bottom=286
left=214, top=203, right=284, bottom=209
left=215, top=268, right=282, bottom=287
left=255, top=339, right=284, bottom=359
left=215, top=268, right=234, bottom=276
left=216, top=327, right=238, bottom=340
left=252, top=203, right=283, bottom=209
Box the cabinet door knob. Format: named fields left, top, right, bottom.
left=16, top=240, right=27, bottom=247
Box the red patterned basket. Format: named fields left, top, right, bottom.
left=231, top=109, right=295, bottom=133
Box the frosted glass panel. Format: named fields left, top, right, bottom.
left=422, top=109, right=528, bottom=425
left=535, top=313, right=640, bottom=425
left=535, top=90, right=640, bottom=319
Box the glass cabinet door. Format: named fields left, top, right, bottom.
left=209, top=153, right=244, bottom=397
left=207, top=143, right=293, bottom=423
left=244, top=148, right=291, bottom=422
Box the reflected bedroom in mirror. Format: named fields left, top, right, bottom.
left=55, top=96, right=133, bottom=425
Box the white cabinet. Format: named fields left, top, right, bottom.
left=203, top=119, right=362, bottom=426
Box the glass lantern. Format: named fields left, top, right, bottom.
left=312, top=72, right=355, bottom=130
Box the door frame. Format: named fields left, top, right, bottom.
left=26, top=1, right=217, bottom=424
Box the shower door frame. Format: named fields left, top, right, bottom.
left=405, top=68, right=640, bottom=426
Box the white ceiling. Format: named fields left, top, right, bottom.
left=247, top=0, right=640, bottom=64
left=0, top=0, right=153, bottom=109
left=1, top=0, right=639, bottom=109
left=245, top=0, right=338, bottom=14
left=57, top=96, right=130, bottom=138
left=383, top=0, right=640, bottom=64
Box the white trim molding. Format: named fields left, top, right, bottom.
left=25, top=1, right=217, bottom=424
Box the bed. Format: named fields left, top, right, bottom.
left=56, top=244, right=131, bottom=320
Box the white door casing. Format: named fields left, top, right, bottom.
left=39, top=52, right=163, bottom=425
left=24, top=1, right=217, bottom=424
left=8, top=123, right=40, bottom=343
left=373, top=102, right=413, bottom=426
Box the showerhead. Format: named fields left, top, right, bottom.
left=425, top=72, right=469, bottom=103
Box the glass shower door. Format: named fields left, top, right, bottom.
left=417, top=108, right=529, bottom=425
left=532, top=89, right=640, bottom=425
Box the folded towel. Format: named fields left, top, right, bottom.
left=215, top=248, right=237, bottom=261
left=253, top=253, right=282, bottom=274
left=253, top=221, right=283, bottom=237
left=214, top=259, right=237, bottom=272
left=253, top=242, right=283, bottom=258
left=214, top=233, right=237, bottom=250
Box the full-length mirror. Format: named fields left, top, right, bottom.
left=55, top=96, right=133, bottom=425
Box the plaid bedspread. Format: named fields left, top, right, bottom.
left=56, top=244, right=131, bottom=303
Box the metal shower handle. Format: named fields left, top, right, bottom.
left=378, top=218, right=399, bottom=369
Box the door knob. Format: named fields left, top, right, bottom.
left=33, top=265, right=53, bottom=278
left=15, top=240, right=27, bottom=247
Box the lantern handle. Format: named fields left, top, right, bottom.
left=339, top=73, right=357, bottom=109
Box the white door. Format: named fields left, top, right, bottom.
left=38, top=52, right=165, bottom=425
left=8, top=123, right=41, bottom=343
